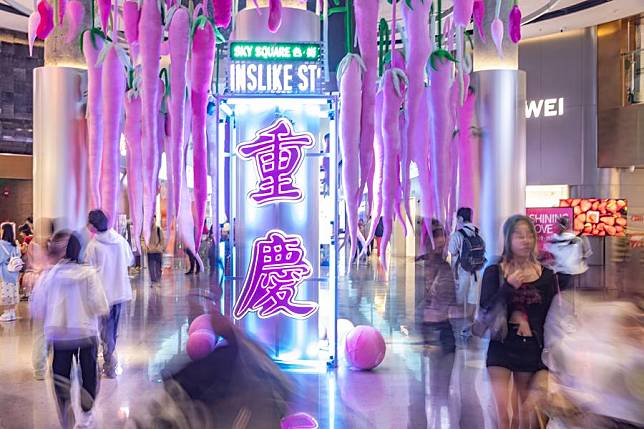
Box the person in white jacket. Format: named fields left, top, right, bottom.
left=83, top=209, right=134, bottom=378
left=546, top=216, right=592, bottom=291
left=31, top=230, right=109, bottom=429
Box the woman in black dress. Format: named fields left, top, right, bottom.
left=480, top=215, right=557, bottom=429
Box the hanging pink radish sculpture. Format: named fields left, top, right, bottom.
left=28, top=12, right=40, bottom=56
left=337, top=53, right=365, bottom=262
left=98, top=0, right=111, bottom=33
left=268, top=0, right=282, bottom=33
left=402, top=0, right=432, bottom=226
left=125, top=85, right=143, bottom=253
left=191, top=12, right=216, bottom=250
left=457, top=85, right=477, bottom=210
left=454, top=0, right=474, bottom=27
left=509, top=1, right=522, bottom=43
left=380, top=68, right=407, bottom=270
left=353, top=0, right=379, bottom=213
left=83, top=31, right=105, bottom=210
left=123, top=0, right=141, bottom=62
left=473, top=0, right=485, bottom=42
left=138, top=0, right=163, bottom=244
left=167, top=5, right=190, bottom=235
left=153, top=77, right=167, bottom=216
left=64, top=0, right=85, bottom=44
left=366, top=88, right=383, bottom=247
left=491, top=0, right=504, bottom=57
left=36, top=0, right=54, bottom=40
left=99, top=0, right=127, bottom=229
left=213, top=0, right=232, bottom=28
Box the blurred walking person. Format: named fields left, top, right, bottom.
left=546, top=216, right=591, bottom=291
left=146, top=215, right=164, bottom=285
left=84, top=209, right=134, bottom=378
left=0, top=222, right=22, bottom=321
left=31, top=231, right=109, bottom=428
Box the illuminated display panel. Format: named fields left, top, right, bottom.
left=230, top=42, right=321, bottom=62
left=560, top=198, right=628, bottom=236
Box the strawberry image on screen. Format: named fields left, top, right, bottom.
left=560, top=198, right=628, bottom=236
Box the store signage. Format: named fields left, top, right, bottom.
left=236, top=119, right=315, bottom=206
left=230, top=42, right=321, bottom=62
left=525, top=97, right=564, bottom=119
left=527, top=207, right=573, bottom=250
left=227, top=42, right=323, bottom=95
left=235, top=119, right=319, bottom=321
left=233, top=229, right=318, bottom=320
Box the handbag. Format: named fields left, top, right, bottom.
left=1, top=244, right=23, bottom=273
left=472, top=265, right=508, bottom=341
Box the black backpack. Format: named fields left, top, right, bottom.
left=458, top=228, right=486, bottom=274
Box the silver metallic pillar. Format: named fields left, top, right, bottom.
left=472, top=70, right=527, bottom=258
left=33, top=67, right=88, bottom=234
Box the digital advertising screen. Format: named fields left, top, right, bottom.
left=559, top=198, right=628, bottom=236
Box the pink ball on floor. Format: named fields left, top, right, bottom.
left=188, top=314, right=213, bottom=336
left=186, top=329, right=216, bottom=360
left=345, top=325, right=386, bottom=370
left=281, top=412, right=319, bottom=429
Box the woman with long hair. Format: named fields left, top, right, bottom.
left=480, top=215, right=558, bottom=429
left=0, top=222, right=21, bottom=321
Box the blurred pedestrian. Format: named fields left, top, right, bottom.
left=0, top=222, right=22, bottom=321
left=31, top=230, right=108, bottom=428
left=84, top=209, right=134, bottom=378
left=146, top=215, right=164, bottom=285
left=479, top=215, right=558, bottom=429
left=546, top=216, right=591, bottom=291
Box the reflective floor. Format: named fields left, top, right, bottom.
left=0, top=255, right=625, bottom=429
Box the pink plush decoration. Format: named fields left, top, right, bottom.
left=188, top=313, right=213, bottom=336
left=268, top=0, right=282, bottom=33
left=453, top=0, right=474, bottom=27
left=64, top=0, right=84, bottom=44
left=509, top=3, right=522, bottom=43
left=281, top=413, right=319, bottom=429
left=345, top=325, right=386, bottom=370
left=186, top=329, right=216, bottom=360
left=36, top=0, right=54, bottom=40
left=28, top=12, right=40, bottom=56
left=473, top=0, right=485, bottom=42
left=213, top=0, right=232, bottom=28
left=491, top=17, right=504, bottom=57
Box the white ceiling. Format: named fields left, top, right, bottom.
left=0, top=0, right=642, bottom=38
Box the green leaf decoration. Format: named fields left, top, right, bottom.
left=429, top=49, right=457, bottom=71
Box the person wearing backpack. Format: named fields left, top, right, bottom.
left=448, top=207, right=487, bottom=320
left=0, top=222, right=23, bottom=321
left=146, top=215, right=165, bottom=285
left=546, top=216, right=592, bottom=291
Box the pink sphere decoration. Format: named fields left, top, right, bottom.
left=345, top=325, right=386, bottom=370
left=186, top=329, right=216, bottom=360
left=188, top=314, right=213, bottom=336
left=281, top=412, right=319, bottom=429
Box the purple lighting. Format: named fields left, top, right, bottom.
left=237, top=118, right=315, bottom=206
left=234, top=229, right=318, bottom=320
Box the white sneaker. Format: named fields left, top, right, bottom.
left=74, top=410, right=96, bottom=429
left=0, top=311, right=16, bottom=322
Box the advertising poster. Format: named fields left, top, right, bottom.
left=527, top=207, right=574, bottom=250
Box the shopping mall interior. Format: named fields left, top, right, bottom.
left=0, top=0, right=643, bottom=428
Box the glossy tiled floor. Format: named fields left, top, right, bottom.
left=1, top=256, right=506, bottom=429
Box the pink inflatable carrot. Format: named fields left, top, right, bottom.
left=473, top=0, right=485, bottom=42
left=366, top=88, right=384, bottom=247
left=268, top=0, right=282, bottom=33
left=153, top=77, right=166, bottom=215
left=354, top=0, right=378, bottom=212
left=380, top=68, right=407, bottom=270
left=98, top=0, right=111, bottom=33
left=402, top=0, right=432, bottom=224
left=337, top=53, right=365, bottom=262
left=100, top=1, right=127, bottom=229
left=213, top=0, right=232, bottom=28
left=457, top=84, right=477, bottom=210
left=28, top=12, right=40, bottom=56
left=167, top=5, right=190, bottom=231
left=509, top=1, right=522, bottom=43
left=36, top=0, right=54, bottom=40
left=454, top=0, right=474, bottom=27
left=125, top=88, right=143, bottom=253
left=138, top=0, right=163, bottom=244
left=83, top=31, right=105, bottom=209
left=64, top=0, right=84, bottom=44
left=123, top=0, right=141, bottom=62
left=491, top=0, right=504, bottom=57
left=191, top=13, right=216, bottom=250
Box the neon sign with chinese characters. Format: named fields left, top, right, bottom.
left=236, top=119, right=314, bottom=207
left=230, top=42, right=321, bottom=62
left=233, top=229, right=318, bottom=320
